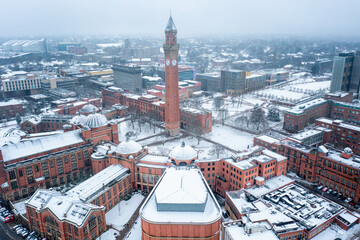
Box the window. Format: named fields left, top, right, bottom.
left=88, top=215, right=97, bottom=231
left=10, top=181, right=18, bottom=189
left=49, top=161, right=54, bottom=168
left=9, top=170, right=16, bottom=180
left=18, top=170, right=23, bottom=177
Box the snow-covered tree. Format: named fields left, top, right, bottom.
left=249, top=104, right=267, bottom=130
left=267, top=106, right=280, bottom=122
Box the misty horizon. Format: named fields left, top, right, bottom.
left=1, top=0, right=360, bottom=39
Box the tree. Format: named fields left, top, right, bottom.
left=213, top=96, right=224, bottom=111
left=235, top=115, right=249, bottom=127
left=249, top=105, right=267, bottom=130
left=15, top=113, right=21, bottom=126
left=267, top=106, right=280, bottom=122
left=217, top=107, right=229, bottom=125
left=209, top=144, right=225, bottom=158
left=189, top=122, right=203, bottom=145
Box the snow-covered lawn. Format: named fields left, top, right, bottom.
left=312, top=223, right=360, bottom=240
left=118, top=120, right=164, bottom=142
left=96, top=228, right=119, bottom=240
left=257, top=88, right=306, bottom=101
left=125, top=216, right=142, bottom=240
left=105, top=193, right=144, bottom=231
left=203, top=124, right=255, bottom=152
left=148, top=136, right=231, bottom=160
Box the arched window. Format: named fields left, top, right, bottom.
left=179, top=162, right=187, bottom=166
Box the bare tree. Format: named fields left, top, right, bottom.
left=235, top=115, right=249, bottom=128
left=217, top=107, right=229, bottom=125
left=249, top=105, right=267, bottom=131
left=189, top=122, right=203, bottom=145
left=209, top=144, right=225, bottom=158
left=213, top=96, right=224, bottom=111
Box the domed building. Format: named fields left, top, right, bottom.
left=70, top=114, right=88, bottom=126
left=169, top=142, right=198, bottom=166
left=81, top=112, right=119, bottom=145
left=84, top=113, right=108, bottom=129
left=115, top=139, right=143, bottom=157
left=80, top=104, right=98, bottom=116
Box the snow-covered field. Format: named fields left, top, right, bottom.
left=96, top=228, right=119, bottom=240
left=118, top=120, right=164, bottom=142
left=257, top=88, right=306, bottom=101
left=204, top=124, right=255, bottom=152
left=285, top=80, right=330, bottom=92
left=105, top=193, right=144, bottom=231
left=125, top=216, right=142, bottom=240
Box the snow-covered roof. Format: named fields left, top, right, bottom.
left=140, top=167, right=221, bottom=223
left=286, top=98, right=328, bottom=115
left=70, top=114, right=88, bottom=126
left=84, top=113, right=108, bottom=128
left=25, top=189, right=103, bottom=227
left=0, top=99, right=25, bottom=107
left=115, top=140, right=142, bottom=155
left=256, top=135, right=280, bottom=144
left=0, top=130, right=84, bottom=162
left=245, top=175, right=294, bottom=198
left=80, top=104, right=98, bottom=114
left=169, top=142, right=197, bottom=161
left=67, top=164, right=129, bottom=202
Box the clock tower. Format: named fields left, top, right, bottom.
left=164, top=15, right=180, bottom=136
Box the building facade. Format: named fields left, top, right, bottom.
left=112, top=64, right=142, bottom=92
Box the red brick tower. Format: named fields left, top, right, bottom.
left=164, top=15, right=180, bottom=136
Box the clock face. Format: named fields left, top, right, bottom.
left=166, top=59, right=170, bottom=66
left=172, top=59, right=177, bottom=66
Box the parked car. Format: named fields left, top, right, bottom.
left=4, top=215, right=14, bottom=223
left=13, top=224, right=22, bottom=230
left=322, top=187, right=328, bottom=192
left=317, top=186, right=323, bottom=191
left=345, top=198, right=353, bottom=203
left=326, top=189, right=332, bottom=194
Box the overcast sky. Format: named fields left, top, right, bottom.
left=1, top=0, right=360, bottom=39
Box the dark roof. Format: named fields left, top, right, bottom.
left=165, top=15, right=177, bottom=32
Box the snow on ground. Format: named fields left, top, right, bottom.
left=125, top=216, right=142, bottom=240
left=105, top=193, right=144, bottom=231
left=118, top=120, right=164, bottom=142
left=204, top=124, right=255, bottom=152
left=257, top=88, right=306, bottom=101
left=96, top=228, right=119, bottom=240
left=148, top=136, right=230, bottom=160
left=312, top=223, right=360, bottom=240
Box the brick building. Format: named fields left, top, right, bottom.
left=140, top=166, right=222, bottom=240
left=254, top=134, right=360, bottom=203
left=0, top=99, right=25, bottom=119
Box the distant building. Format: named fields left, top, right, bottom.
left=158, top=65, right=195, bottom=81
left=220, top=69, right=246, bottom=94
left=245, top=74, right=266, bottom=92
left=196, top=72, right=221, bottom=92
left=1, top=71, right=42, bottom=96
left=140, top=166, right=222, bottom=240
left=142, top=76, right=163, bottom=89
left=0, top=99, right=26, bottom=119
left=41, top=77, right=76, bottom=95
left=265, top=71, right=289, bottom=85
left=112, top=64, right=142, bottom=92
left=330, top=51, right=360, bottom=95
left=2, top=39, right=47, bottom=53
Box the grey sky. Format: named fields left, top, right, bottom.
left=1, top=0, right=360, bottom=38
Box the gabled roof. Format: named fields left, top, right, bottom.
left=165, top=15, right=177, bottom=32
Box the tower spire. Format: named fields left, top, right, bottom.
left=165, top=15, right=177, bottom=32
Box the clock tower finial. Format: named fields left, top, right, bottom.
left=163, top=15, right=180, bottom=136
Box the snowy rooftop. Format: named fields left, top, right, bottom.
left=224, top=221, right=278, bottom=240
left=139, top=154, right=169, bottom=164
left=291, top=129, right=322, bottom=141
left=1, top=130, right=84, bottom=162
left=317, top=117, right=360, bottom=132
left=169, top=142, right=197, bottom=161
left=25, top=189, right=103, bottom=227
left=286, top=98, right=328, bottom=115
left=325, top=148, right=360, bottom=169
left=262, top=184, right=344, bottom=230
left=116, top=140, right=142, bottom=155
left=262, top=149, right=287, bottom=162
left=67, top=164, right=129, bottom=202
left=140, top=166, right=221, bottom=223
left=245, top=175, right=294, bottom=198
left=256, top=135, right=280, bottom=144
left=84, top=113, right=108, bottom=128
left=0, top=99, right=25, bottom=107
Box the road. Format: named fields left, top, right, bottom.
left=0, top=220, right=23, bottom=240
